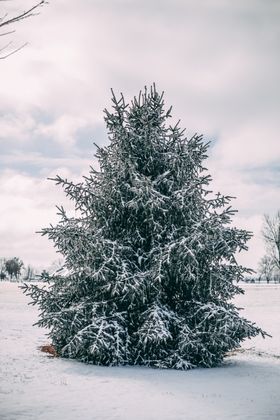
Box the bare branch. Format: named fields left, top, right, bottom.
left=0, top=1, right=47, bottom=29
left=0, top=41, right=27, bottom=59
left=0, top=39, right=12, bottom=52
left=0, top=0, right=48, bottom=59
left=0, top=30, right=15, bottom=36
left=261, top=210, right=280, bottom=271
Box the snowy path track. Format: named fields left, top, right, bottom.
left=0, top=282, right=280, bottom=420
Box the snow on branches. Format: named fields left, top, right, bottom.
left=23, top=85, right=266, bottom=369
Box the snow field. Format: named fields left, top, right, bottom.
left=0, top=282, right=280, bottom=420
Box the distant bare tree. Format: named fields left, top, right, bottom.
left=23, top=264, right=35, bottom=281
left=0, top=257, right=7, bottom=280
left=0, top=0, right=47, bottom=59
left=258, top=255, right=275, bottom=283
left=262, top=211, right=280, bottom=272
left=5, top=257, right=24, bottom=280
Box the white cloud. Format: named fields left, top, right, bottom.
left=211, top=122, right=280, bottom=169
left=35, top=115, right=90, bottom=147
left=206, top=159, right=279, bottom=271
left=0, top=0, right=279, bottom=271
left=0, top=113, right=36, bottom=142
left=0, top=170, right=78, bottom=269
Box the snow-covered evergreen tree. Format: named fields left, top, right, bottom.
left=23, top=85, right=266, bottom=369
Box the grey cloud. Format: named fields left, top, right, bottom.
left=0, top=0, right=279, bottom=269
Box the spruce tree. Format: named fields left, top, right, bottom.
left=23, top=85, right=266, bottom=369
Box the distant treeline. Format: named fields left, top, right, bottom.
left=243, top=274, right=280, bottom=284
left=0, top=257, right=48, bottom=282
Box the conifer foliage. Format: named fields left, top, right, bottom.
left=23, top=86, right=266, bottom=369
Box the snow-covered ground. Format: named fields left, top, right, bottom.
left=0, top=282, right=279, bottom=420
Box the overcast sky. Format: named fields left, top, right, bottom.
left=0, top=0, right=279, bottom=272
